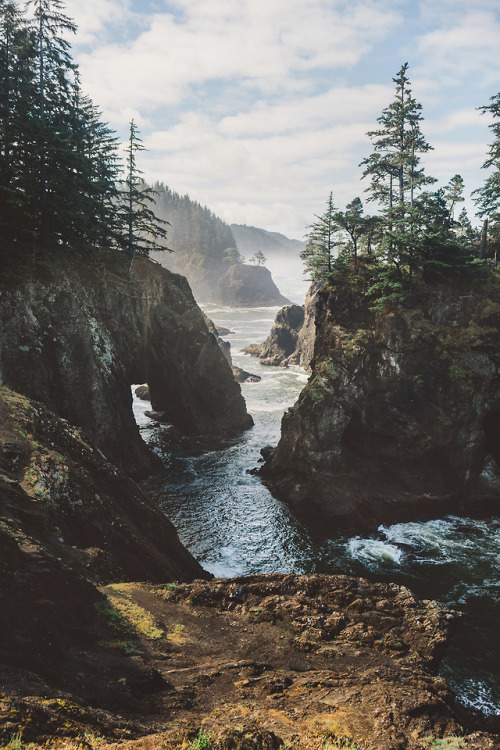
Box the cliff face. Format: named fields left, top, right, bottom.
left=217, top=264, right=290, bottom=307
left=244, top=281, right=322, bottom=369
left=0, top=385, right=208, bottom=713
left=0, top=256, right=252, bottom=476
left=263, top=281, right=500, bottom=527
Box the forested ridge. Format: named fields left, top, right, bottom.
left=150, top=183, right=241, bottom=273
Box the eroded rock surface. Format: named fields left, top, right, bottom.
left=0, top=256, right=251, bottom=476
left=245, top=282, right=322, bottom=370
left=0, top=385, right=208, bottom=732
left=2, top=573, right=498, bottom=749
left=263, top=282, right=500, bottom=527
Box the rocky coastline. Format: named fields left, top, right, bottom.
left=0, top=258, right=498, bottom=748
left=0, top=255, right=252, bottom=477
left=262, top=279, right=500, bottom=528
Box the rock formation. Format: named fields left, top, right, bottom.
left=262, top=281, right=500, bottom=527
left=0, top=256, right=252, bottom=477
left=3, top=568, right=498, bottom=748
left=244, top=281, right=322, bottom=369
left=217, top=264, right=290, bottom=307
left=0, top=384, right=209, bottom=720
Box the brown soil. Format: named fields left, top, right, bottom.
left=2, top=575, right=498, bottom=750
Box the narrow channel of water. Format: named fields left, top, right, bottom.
left=134, top=304, right=500, bottom=718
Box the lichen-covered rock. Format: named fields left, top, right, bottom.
left=0, top=256, right=252, bottom=477
left=0, top=385, right=206, bottom=583
left=217, top=264, right=290, bottom=307
left=263, top=281, right=500, bottom=527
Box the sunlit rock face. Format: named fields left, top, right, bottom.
left=263, top=282, right=500, bottom=527
left=0, top=256, right=251, bottom=477
left=217, top=264, right=290, bottom=307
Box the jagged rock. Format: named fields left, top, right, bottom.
left=0, top=256, right=252, bottom=477
left=217, top=265, right=290, bottom=307
left=0, top=385, right=206, bottom=584
left=263, top=282, right=500, bottom=527
left=244, top=282, right=322, bottom=370
left=232, top=366, right=261, bottom=383
left=0, top=385, right=208, bottom=721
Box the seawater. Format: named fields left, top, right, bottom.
left=134, top=303, right=500, bottom=718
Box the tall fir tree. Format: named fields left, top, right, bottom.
left=473, top=92, right=500, bottom=259
left=301, top=192, right=339, bottom=280
left=118, top=120, right=170, bottom=270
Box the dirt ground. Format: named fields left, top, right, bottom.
left=3, top=574, right=498, bottom=750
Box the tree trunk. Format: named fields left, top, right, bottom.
left=479, top=218, right=488, bottom=260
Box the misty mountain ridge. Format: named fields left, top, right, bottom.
left=230, top=224, right=305, bottom=259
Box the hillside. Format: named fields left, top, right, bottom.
left=150, top=184, right=242, bottom=301
left=230, top=224, right=305, bottom=259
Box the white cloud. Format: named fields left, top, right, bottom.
left=59, top=0, right=497, bottom=235
left=416, top=10, right=500, bottom=89
left=73, top=0, right=402, bottom=120
left=64, top=0, right=129, bottom=46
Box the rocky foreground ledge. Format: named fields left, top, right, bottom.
left=1, top=570, right=498, bottom=749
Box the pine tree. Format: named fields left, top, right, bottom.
left=250, top=249, right=266, bottom=266
left=335, top=197, right=366, bottom=272
left=0, top=0, right=36, bottom=253
left=301, top=193, right=339, bottom=280
left=361, top=63, right=437, bottom=289
left=118, top=120, right=170, bottom=270
left=473, top=92, right=500, bottom=258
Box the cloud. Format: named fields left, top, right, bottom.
left=416, top=10, right=500, bottom=90
left=64, top=0, right=129, bottom=46
left=73, top=0, right=402, bottom=120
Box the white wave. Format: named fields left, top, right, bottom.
left=347, top=538, right=403, bottom=567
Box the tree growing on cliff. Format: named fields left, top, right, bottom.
left=474, top=92, right=500, bottom=260
left=301, top=192, right=339, bottom=280
left=361, top=63, right=435, bottom=283
left=250, top=250, right=266, bottom=266
left=117, top=120, right=170, bottom=270
left=335, top=197, right=368, bottom=272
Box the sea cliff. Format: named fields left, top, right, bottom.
left=0, top=255, right=252, bottom=477
left=263, top=278, right=500, bottom=527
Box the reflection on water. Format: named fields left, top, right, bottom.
left=134, top=304, right=500, bottom=717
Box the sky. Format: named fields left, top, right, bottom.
left=62, top=0, right=500, bottom=239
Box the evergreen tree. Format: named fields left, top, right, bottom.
left=301, top=192, right=339, bottom=280
left=250, top=249, right=266, bottom=266
left=335, top=197, right=366, bottom=272
left=361, top=63, right=434, bottom=271
left=444, top=174, right=465, bottom=226
left=0, top=0, right=36, bottom=252
left=118, top=120, right=170, bottom=270
left=473, top=92, right=500, bottom=257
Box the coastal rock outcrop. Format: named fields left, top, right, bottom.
left=0, top=256, right=252, bottom=477
left=263, top=281, right=500, bottom=527
left=244, top=281, right=322, bottom=369
left=0, top=384, right=208, bottom=719
left=217, top=264, right=290, bottom=307
left=3, top=572, right=498, bottom=748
